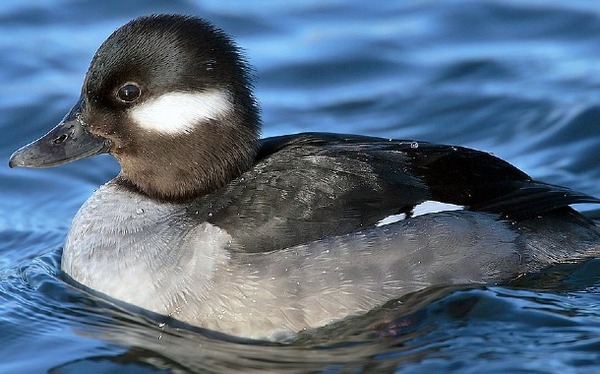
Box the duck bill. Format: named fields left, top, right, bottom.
left=9, top=99, right=112, bottom=168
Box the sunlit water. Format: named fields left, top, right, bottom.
left=3, top=1, right=600, bottom=372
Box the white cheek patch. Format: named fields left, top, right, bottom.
left=376, top=200, right=465, bottom=227
left=129, top=90, right=232, bottom=134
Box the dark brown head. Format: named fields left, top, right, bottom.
left=10, top=14, right=261, bottom=201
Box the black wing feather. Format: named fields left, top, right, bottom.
left=200, top=132, right=599, bottom=252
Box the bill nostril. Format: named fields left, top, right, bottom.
left=53, top=134, right=69, bottom=144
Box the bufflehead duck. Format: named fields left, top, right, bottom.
left=9, top=14, right=600, bottom=340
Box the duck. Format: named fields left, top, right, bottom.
left=9, top=14, right=600, bottom=341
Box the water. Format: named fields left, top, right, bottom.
left=2, top=0, right=600, bottom=372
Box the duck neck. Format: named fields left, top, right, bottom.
left=115, top=116, right=259, bottom=202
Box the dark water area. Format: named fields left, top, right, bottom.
left=2, top=1, right=600, bottom=372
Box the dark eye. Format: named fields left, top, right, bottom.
left=116, top=82, right=141, bottom=103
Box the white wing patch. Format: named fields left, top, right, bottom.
left=412, top=201, right=464, bottom=217
left=376, top=200, right=464, bottom=227
left=129, top=90, right=232, bottom=134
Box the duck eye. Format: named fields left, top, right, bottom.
left=116, top=83, right=141, bottom=103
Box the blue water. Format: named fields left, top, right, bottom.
left=2, top=1, right=600, bottom=372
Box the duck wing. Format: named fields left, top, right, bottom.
left=201, top=132, right=600, bottom=252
